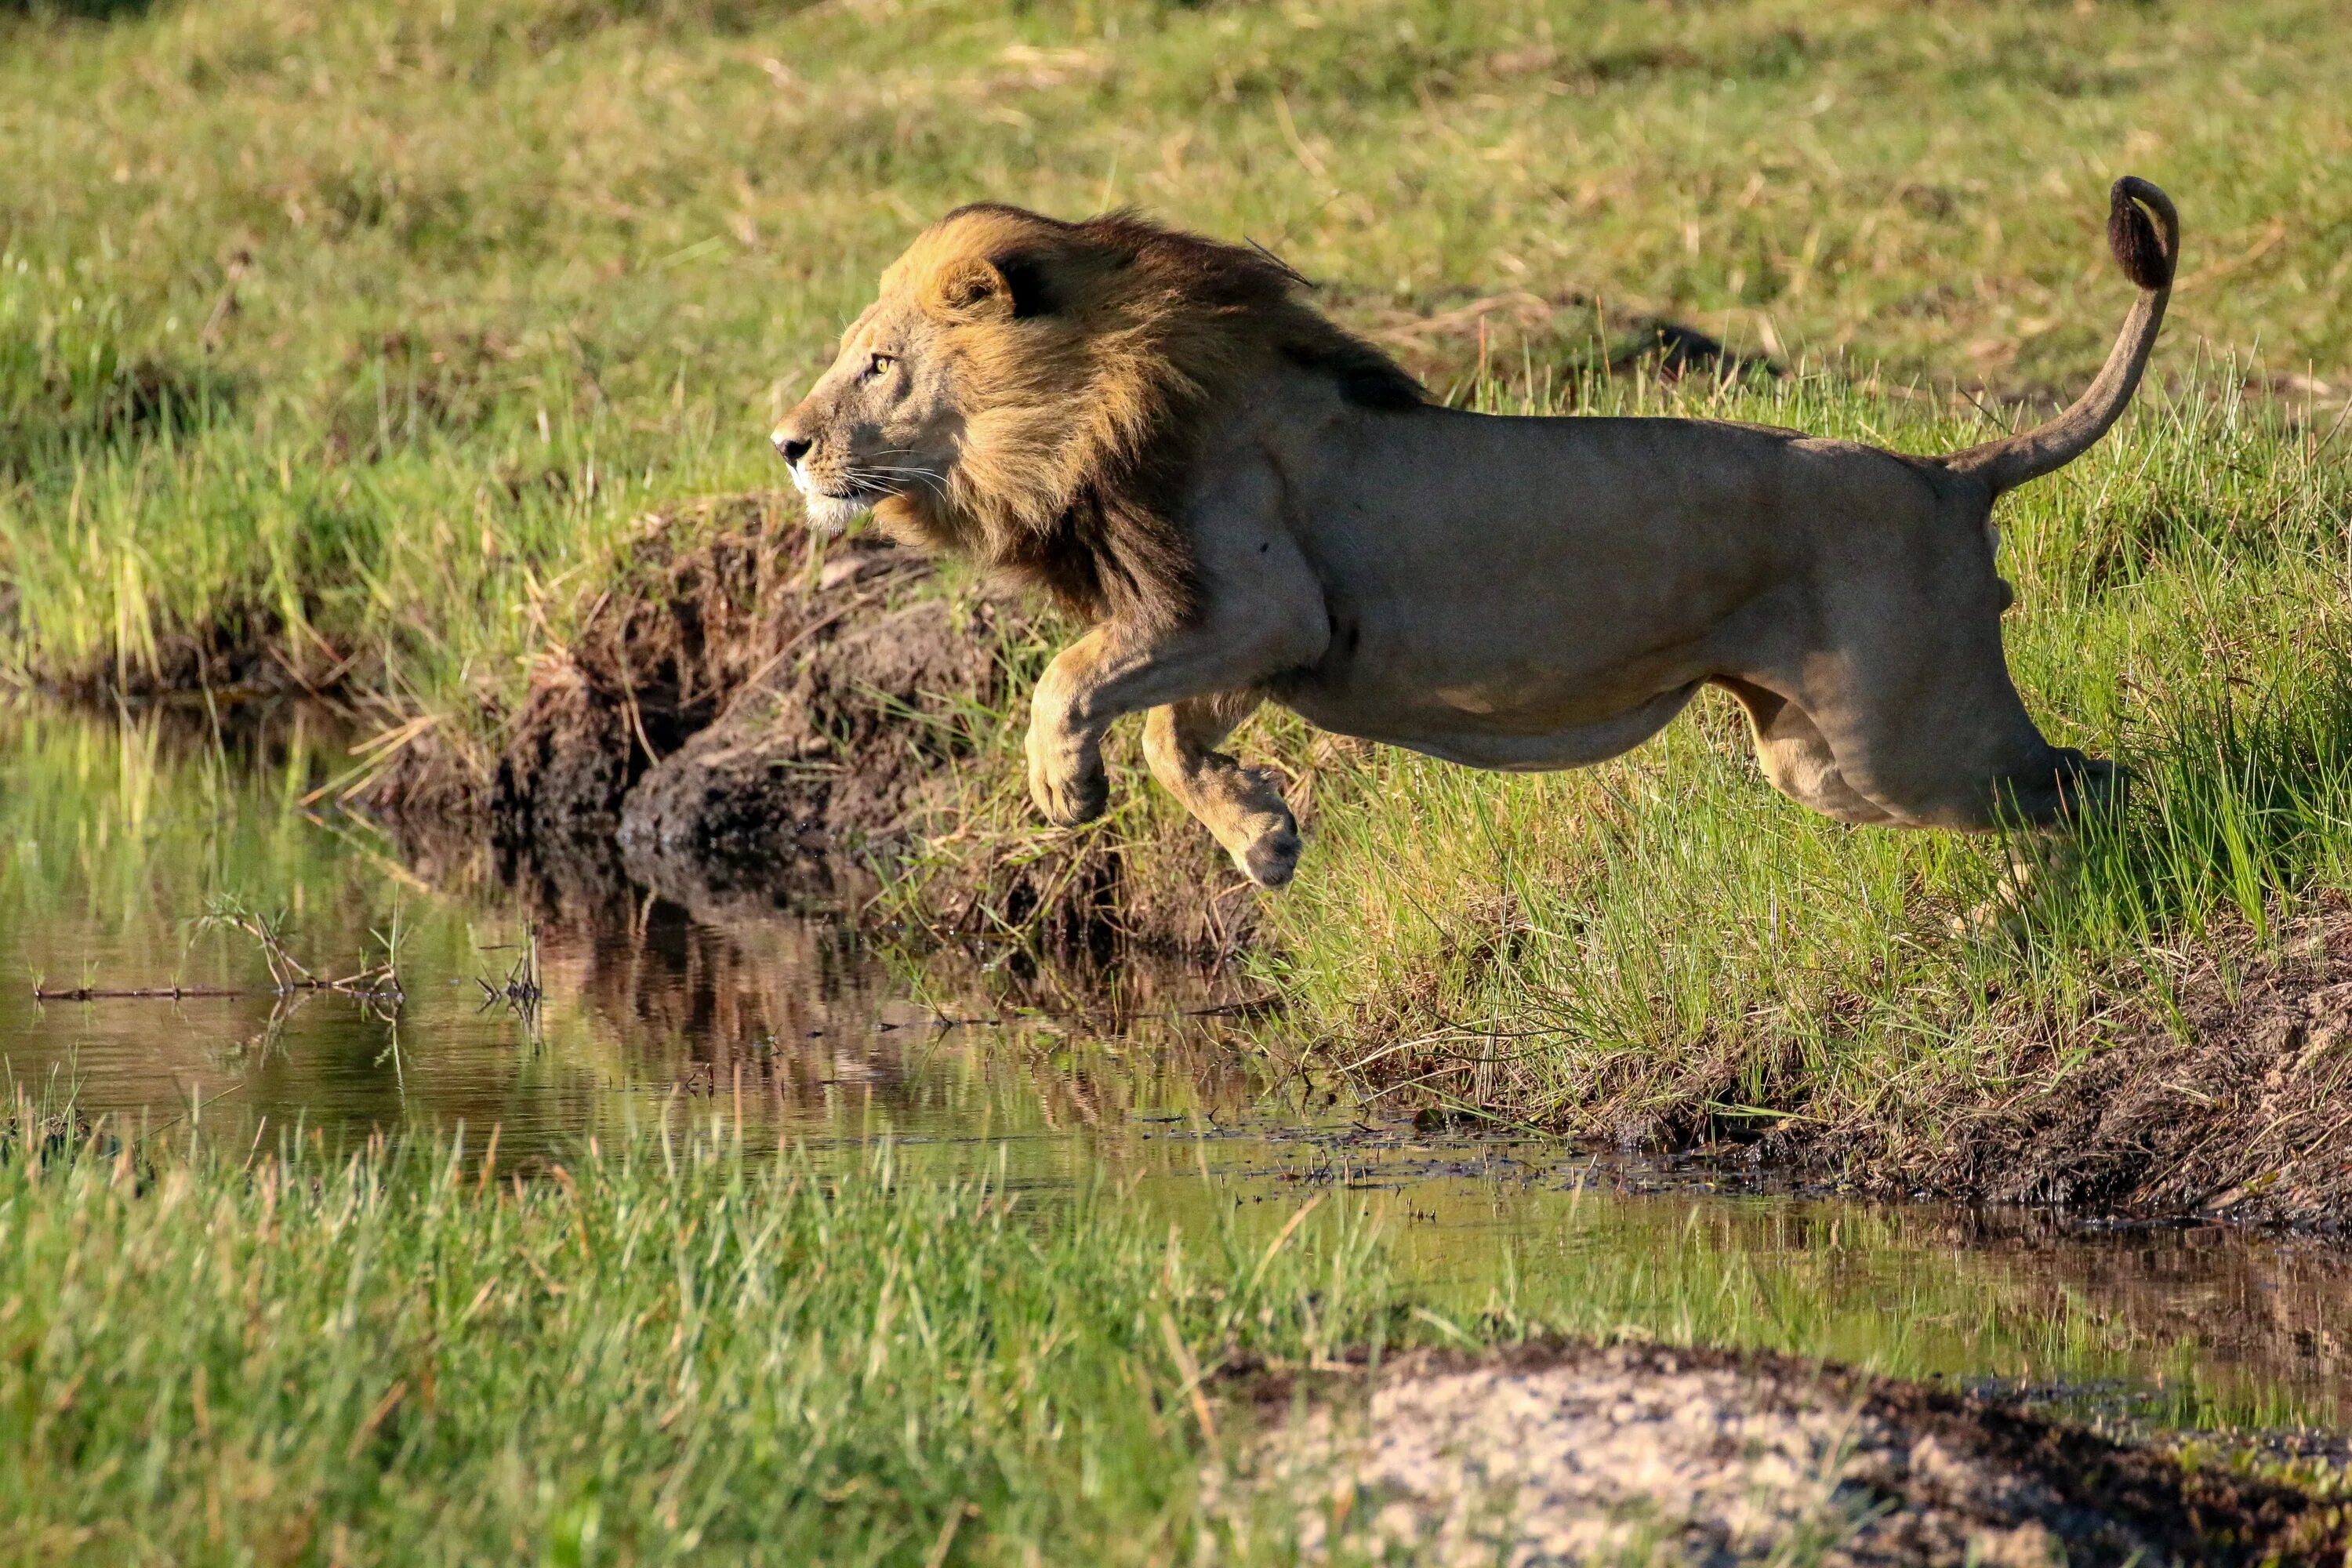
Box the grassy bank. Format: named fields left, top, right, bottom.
left=0, top=1109, right=1388, bottom=1564
left=11, top=1105, right=2352, bottom=1566
left=1251, top=365, right=2352, bottom=1181
left=9, top=0, right=2352, bottom=1197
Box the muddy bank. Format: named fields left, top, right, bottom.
left=1777, top=906, right=2352, bottom=1231
left=361, top=492, right=1260, bottom=956
left=1242, top=1342, right=2343, bottom=1566
left=366, top=495, right=978, bottom=847
left=1341, top=898, right=2352, bottom=1232
left=34, top=609, right=368, bottom=704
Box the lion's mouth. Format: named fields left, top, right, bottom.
left=798, top=481, right=884, bottom=534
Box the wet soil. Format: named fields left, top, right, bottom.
left=366, top=495, right=993, bottom=851
left=1785, top=906, right=2352, bottom=1232
left=38, top=608, right=363, bottom=704
left=1244, top=1342, right=2347, bottom=1566
left=361, top=496, right=1056, bottom=913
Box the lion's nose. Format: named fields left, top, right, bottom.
left=772, top=432, right=812, bottom=466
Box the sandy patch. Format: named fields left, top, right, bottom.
left=1236, top=1343, right=2336, bottom=1566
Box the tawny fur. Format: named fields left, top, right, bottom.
left=774, top=179, right=2180, bottom=892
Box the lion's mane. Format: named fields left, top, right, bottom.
left=871, top=204, right=1423, bottom=630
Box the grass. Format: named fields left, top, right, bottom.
left=11, top=1102, right=2350, bottom=1567
left=0, top=1105, right=1399, bottom=1566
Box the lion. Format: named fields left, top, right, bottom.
left=771, top=180, right=2179, bottom=890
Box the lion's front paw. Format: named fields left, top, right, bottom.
left=1233, top=822, right=1301, bottom=890
left=1029, top=744, right=1109, bottom=827
left=1224, top=793, right=1301, bottom=890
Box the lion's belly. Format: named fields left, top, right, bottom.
left=1270, top=630, right=1712, bottom=771
left=1277, top=675, right=1705, bottom=773
left=1261, top=408, right=1820, bottom=767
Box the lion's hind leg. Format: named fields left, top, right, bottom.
left=1143, top=691, right=1302, bottom=889
left=1822, top=692, right=2118, bottom=833
left=1794, top=588, right=2120, bottom=833
left=1717, top=679, right=1903, bottom=826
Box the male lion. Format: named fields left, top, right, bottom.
left=772, top=180, right=2178, bottom=890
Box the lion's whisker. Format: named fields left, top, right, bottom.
left=848, top=463, right=949, bottom=499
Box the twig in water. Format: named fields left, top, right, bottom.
left=35, top=897, right=404, bottom=1011
left=34, top=983, right=246, bottom=1001
left=476, top=924, right=545, bottom=1031
left=198, top=895, right=405, bottom=1006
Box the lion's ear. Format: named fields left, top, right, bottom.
left=929, top=258, right=1007, bottom=318
left=928, top=252, right=1057, bottom=321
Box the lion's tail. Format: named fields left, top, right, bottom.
left=1943, top=177, right=2179, bottom=499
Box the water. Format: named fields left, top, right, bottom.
left=5, top=698, right=2351, bottom=1445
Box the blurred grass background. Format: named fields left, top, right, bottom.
left=3, top=0, right=2348, bottom=706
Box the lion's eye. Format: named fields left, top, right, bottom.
left=862, top=354, right=895, bottom=381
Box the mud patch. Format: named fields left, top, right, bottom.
left=1241, top=1343, right=2340, bottom=1566
left=616, top=587, right=1006, bottom=862
left=38, top=608, right=357, bottom=703
left=368, top=495, right=1001, bottom=864
left=1348, top=895, right=2352, bottom=1229
left=1894, top=905, right=2352, bottom=1229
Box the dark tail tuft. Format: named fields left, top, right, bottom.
left=1941, top=176, right=2178, bottom=499
left=2107, top=177, right=2174, bottom=292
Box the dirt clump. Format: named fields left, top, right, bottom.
left=1242, top=1341, right=2341, bottom=1566
left=617, top=589, right=1006, bottom=862
left=485, top=493, right=862, bottom=848
left=361, top=492, right=1251, bottom=954
left=37, top=608, right=362, bottom=704
left=1855, top=906, right=2352, bottom=1229
left=365, top=495, right=1016, bottom=869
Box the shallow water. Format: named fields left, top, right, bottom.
left=5, top=699, right=2351, bottom=1443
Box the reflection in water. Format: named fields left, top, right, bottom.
left=4, top=698, right=2352, bottom=1440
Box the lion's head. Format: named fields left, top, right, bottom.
left=772, top=203, right=1420, bottom=628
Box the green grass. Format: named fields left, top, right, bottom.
left=0, top=1109, right=1401, bottom=1566
left=12, top=1106, right=2348, bottom=1567
left=6, top=0, right=2352, bottom=1149
left=4, top=0, right=2350, bottom=714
